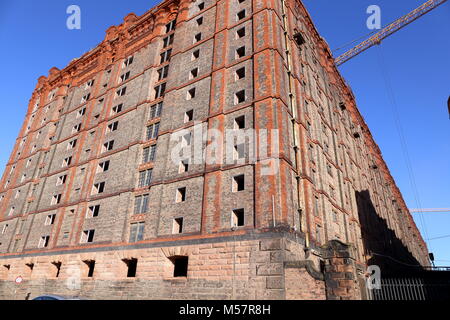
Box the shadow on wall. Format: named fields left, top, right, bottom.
left=355, top=190, right=450, bottom=300
left=355, top=190, right=422, bottom=275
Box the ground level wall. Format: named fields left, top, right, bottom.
left=0, top=231, right=363, bottom=300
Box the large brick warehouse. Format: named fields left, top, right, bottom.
left=0, top=0, right=429, bottom=300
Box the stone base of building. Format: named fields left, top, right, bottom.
left=0, top=230, right=366, bottom=300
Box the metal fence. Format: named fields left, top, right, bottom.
left=369, top=277, right=450, bottom=300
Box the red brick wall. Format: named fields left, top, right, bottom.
left=285, top=268, right=325, bottom=300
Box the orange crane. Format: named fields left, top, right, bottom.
left=335, top=0, right=448, bottom=66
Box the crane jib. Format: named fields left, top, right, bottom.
left=334, top=0, right=448, bottom=66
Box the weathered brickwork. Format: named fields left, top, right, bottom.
left=0, top=233, right=316, bottom=300
left=0, top=0, right=428, bottom=300
left=285, top=268, right=326, bottom=300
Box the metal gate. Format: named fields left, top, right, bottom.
left=369, top=271, right=450, bottom=300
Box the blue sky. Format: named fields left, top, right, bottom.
left=0, top=1, right=448, bottom=266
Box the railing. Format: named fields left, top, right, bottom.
left=369, top=278, right=426, bottom=300
left=369, top=276, right=450, bottom=300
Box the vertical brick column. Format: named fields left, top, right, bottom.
left=323, top=240, right=363, bottom=300
left=253, top=238, right=285, bottom=300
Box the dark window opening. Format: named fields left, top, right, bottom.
left=89, top=205, right=100, bottom=217
left=155, top=83, right=167, bottom=99
left=232, top=209, right=245, bottom=227
left=94, top=182, right=105, bottom=194
left=179, top=159, right=189, bottom=173
left=104, top=140, right=114, bottom=152
left=116, top=87, right=127, bottom=97
left=236, top=46, right=246, bottom=59
left=87, top=230, right=95, bottom=242
left=234, top=115, right=245, bottom=129
left=84, top=260, right=96, bottom=278
left=107, top=121, right=118, bottom=132
left=235, top=67, right=245, bottom=80
left=163, top=34, right=174, bottom=48
left=233, top=175, right=245, bottom=192
left=158, top=66, right=169, bottom=80
left=123, top=258, right=138, bottom=278
left=173, top=218, right=184, bottom=234
left=124, top=56, right=134, bottom=67
left=112, top=104, right=123, bottom=114
left=120, top=71, right=130, bottom=82
left=194, top=33, right=202, bottom=43
left=236, top=27, right=245, bottom=38
left=165, top=20, right=176, bottom=33
left=160, top=49, right=172, bottom=64
left=187, top=88, right=196, bottom=100
left=52, top=262, right=62, bottom=278
left=177, top=187, right=187, bottom=203
left=185, top=110, right=194, bottom=122
left=237, top=10, right=246, bottom=20
left=235, top=90, right=246, bottom=104
left=190, top=68, right=198, bottom=79
left=99, top=160, right=110, bottom=172
left=170, top=256, right=188, bottom=277
left=293, top=32, right=306, bottom=46
left=81, top=229, right=95, bottom=243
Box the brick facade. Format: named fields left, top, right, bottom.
left=0, top=0, right=428, bottom=300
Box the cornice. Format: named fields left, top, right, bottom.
left=32, top=0, right=184, bottom=96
